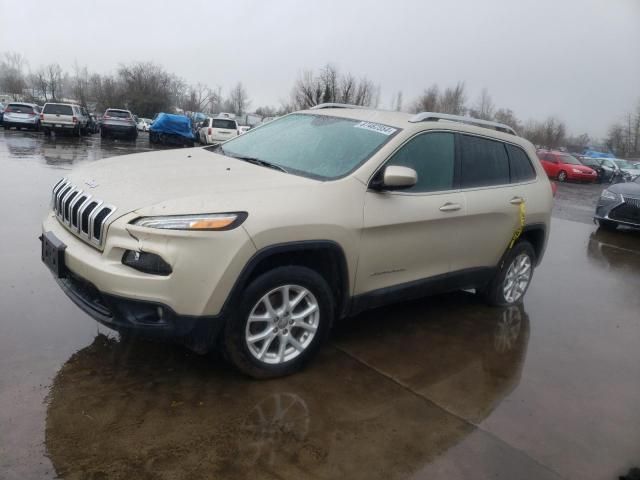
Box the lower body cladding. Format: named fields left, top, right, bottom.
left=55, top=270, right=223, bottom=352
left=41, top=211, right=256, bottom=351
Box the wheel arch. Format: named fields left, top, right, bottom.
left=519, top=223, right=547, bottom=266
left=222, top=240, right=351, bottom=320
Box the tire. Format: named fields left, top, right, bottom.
left=598, top=219, right=618, bottom=232
left=481, top=241, right=536, bottom=307
left=223, top=266, right=334, bottom=379
left=43, top=128, right=51, bottom=137
left=557, top=170, right=568, bottom=182
left=100, top=129, right=107, bottom=139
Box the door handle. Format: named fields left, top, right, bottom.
left=439, top=202, right=462, bottom=212
left=510, top=197, right=524, bottom=205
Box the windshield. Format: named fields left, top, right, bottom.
left=613, top=159, right=633, bottom=168
left=558, top=154, right=581, bottom=165
left=216, top=114, right=399, bottom=179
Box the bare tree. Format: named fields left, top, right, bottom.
left=439, top=82, right=466, bottom=115
left=228, top=82, right=250, bottom=115
left=319, top=64, right=339, bottom=103
left=494, top=108, right=522, bottom=132
left=469, top=88, right=494, bottom=120
left=117, top=61, right=179, bottom=116
left=0, top=52, right=27, bottom=100
left=411, top=84, right=439, bottom=113
left=72, top=62, right=90, bottom=106
left=182, top=83, right=214, bottom=113
left=46, top=63, right=64, bottom=101
left=391, top=91, right=403, bottom=111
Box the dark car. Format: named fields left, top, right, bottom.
left=594, top=176, right=640, bottom=231
left=0, top=102, right=5, bottom=125
left=580, top=157, right=613, bottom=183
left=100, top=108, right=138, bottom=140
left=86, top=113, right=100, bottom=134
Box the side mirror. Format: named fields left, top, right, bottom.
left=371, top=165, right=417, bottom=190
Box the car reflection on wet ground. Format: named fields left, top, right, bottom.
left=0, top=128, right=639, bottom=479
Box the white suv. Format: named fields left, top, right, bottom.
left=198, top=117, right=239, bottom=145
left=41, top=102, right=89, bottom=136
left=41, top=105, right=552, bottom=378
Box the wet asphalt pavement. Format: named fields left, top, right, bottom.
left=0, top=128, right=639, bottom=479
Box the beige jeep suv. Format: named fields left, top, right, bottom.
left=41, top=104, right=552, bottom=378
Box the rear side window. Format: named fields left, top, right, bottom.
left=212, top=119, right=236, bottom=129
left=386, top=132, right=455, bottom=192
left=44, top=104, right=73, bottom=115
left=460, top=135, right=510, bottom=188
left=506, top=144, right=536, bottom=182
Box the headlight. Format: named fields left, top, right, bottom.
left=600, top=190, right=619, bottom=201
left=572, top=168, right=583, bottom=173
left=132, top=212, right=247, bottom=230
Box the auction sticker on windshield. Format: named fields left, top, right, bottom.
left=354, top=121, right=397, bottom=136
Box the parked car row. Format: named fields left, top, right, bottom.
left=537, top=149, right=640, bottom=184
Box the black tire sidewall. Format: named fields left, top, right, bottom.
left=485, top=241, right=536, bottom=307
left=223, top=266, right=334, bottom=379
left=558, top=171, right=567, bottom=182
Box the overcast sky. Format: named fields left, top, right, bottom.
left=1, top=0, right=638, bottom=138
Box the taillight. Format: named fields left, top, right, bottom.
left=237, top=129, right=240, bottom=135
left=72, top=116, right=78, bottom=123
left=4, top=107, right=12, bottom=113
left=208, top=128, right=212, bottom=135
left=40, top=113, right=44, bottom=120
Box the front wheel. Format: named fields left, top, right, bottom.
left=481, top=241, right=536, bottom=307
left=557, top=170, right=568, bottom=182
left=223, top=266, right=334, bottom=379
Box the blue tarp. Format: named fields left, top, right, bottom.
left=149, top=113, right=195, bottom=139
left=583, top=149, right=614, bottom=159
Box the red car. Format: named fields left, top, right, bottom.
left=537, top=150, right=597, bottom=182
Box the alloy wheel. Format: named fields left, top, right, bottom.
left=502, top=253, right=532, bottom=303
left=245, top=285, right=320, bottom=364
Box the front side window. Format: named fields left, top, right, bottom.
left=384, top=132, right=455, bottom=192
left=215, top=114, right=399, bottom=179
left=460, top=134, right=510, bottom=188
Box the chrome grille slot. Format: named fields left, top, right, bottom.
left=81, top=201, right=99, bottom=234
left=71, top=195, right=88, bottom=228
left=624, top=196, right=640, bottom=209
left=49, top=178, right=117, bottom=249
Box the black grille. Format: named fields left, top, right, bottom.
left=81, top=202, right=98, bottom=233
left=610, top=199, right=640, bottom=225
left=93, top=208, right=112, bottom=240
left=71, top=195, right=87, bottom=227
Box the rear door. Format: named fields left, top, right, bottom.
left=210, top=118, right=238, bottom=141
left=356, top=131, right=466, bottom=295
left=452, top=135, right=534, bottom=272
left=43, top=104, right=74, bottom=126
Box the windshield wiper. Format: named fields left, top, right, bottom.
left=210, top=145, right=287, bottom=173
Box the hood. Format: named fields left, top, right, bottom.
left=609, top=181, right=640, bottom=196
left=65, top=147, right=318, bottom=218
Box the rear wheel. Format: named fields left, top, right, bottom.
left=223, top=266, right=334, bottom=379
left=598, top=219, right=618, bottom=232
left=481, top=241, right=536, bottom=307
left=557, top=170, right=568, bottom=182
left=43, top=128, right=51, bottom=137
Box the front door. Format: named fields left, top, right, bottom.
left=356, top=131, right=465, bottom=295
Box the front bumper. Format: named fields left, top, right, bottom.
left=54, top=268, right=224, bottom=343
left=569, top=171, right=597, bottom=182
left=595, top=197, right=640, bottom=227
left=42, top=211, right=255, bottom=317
